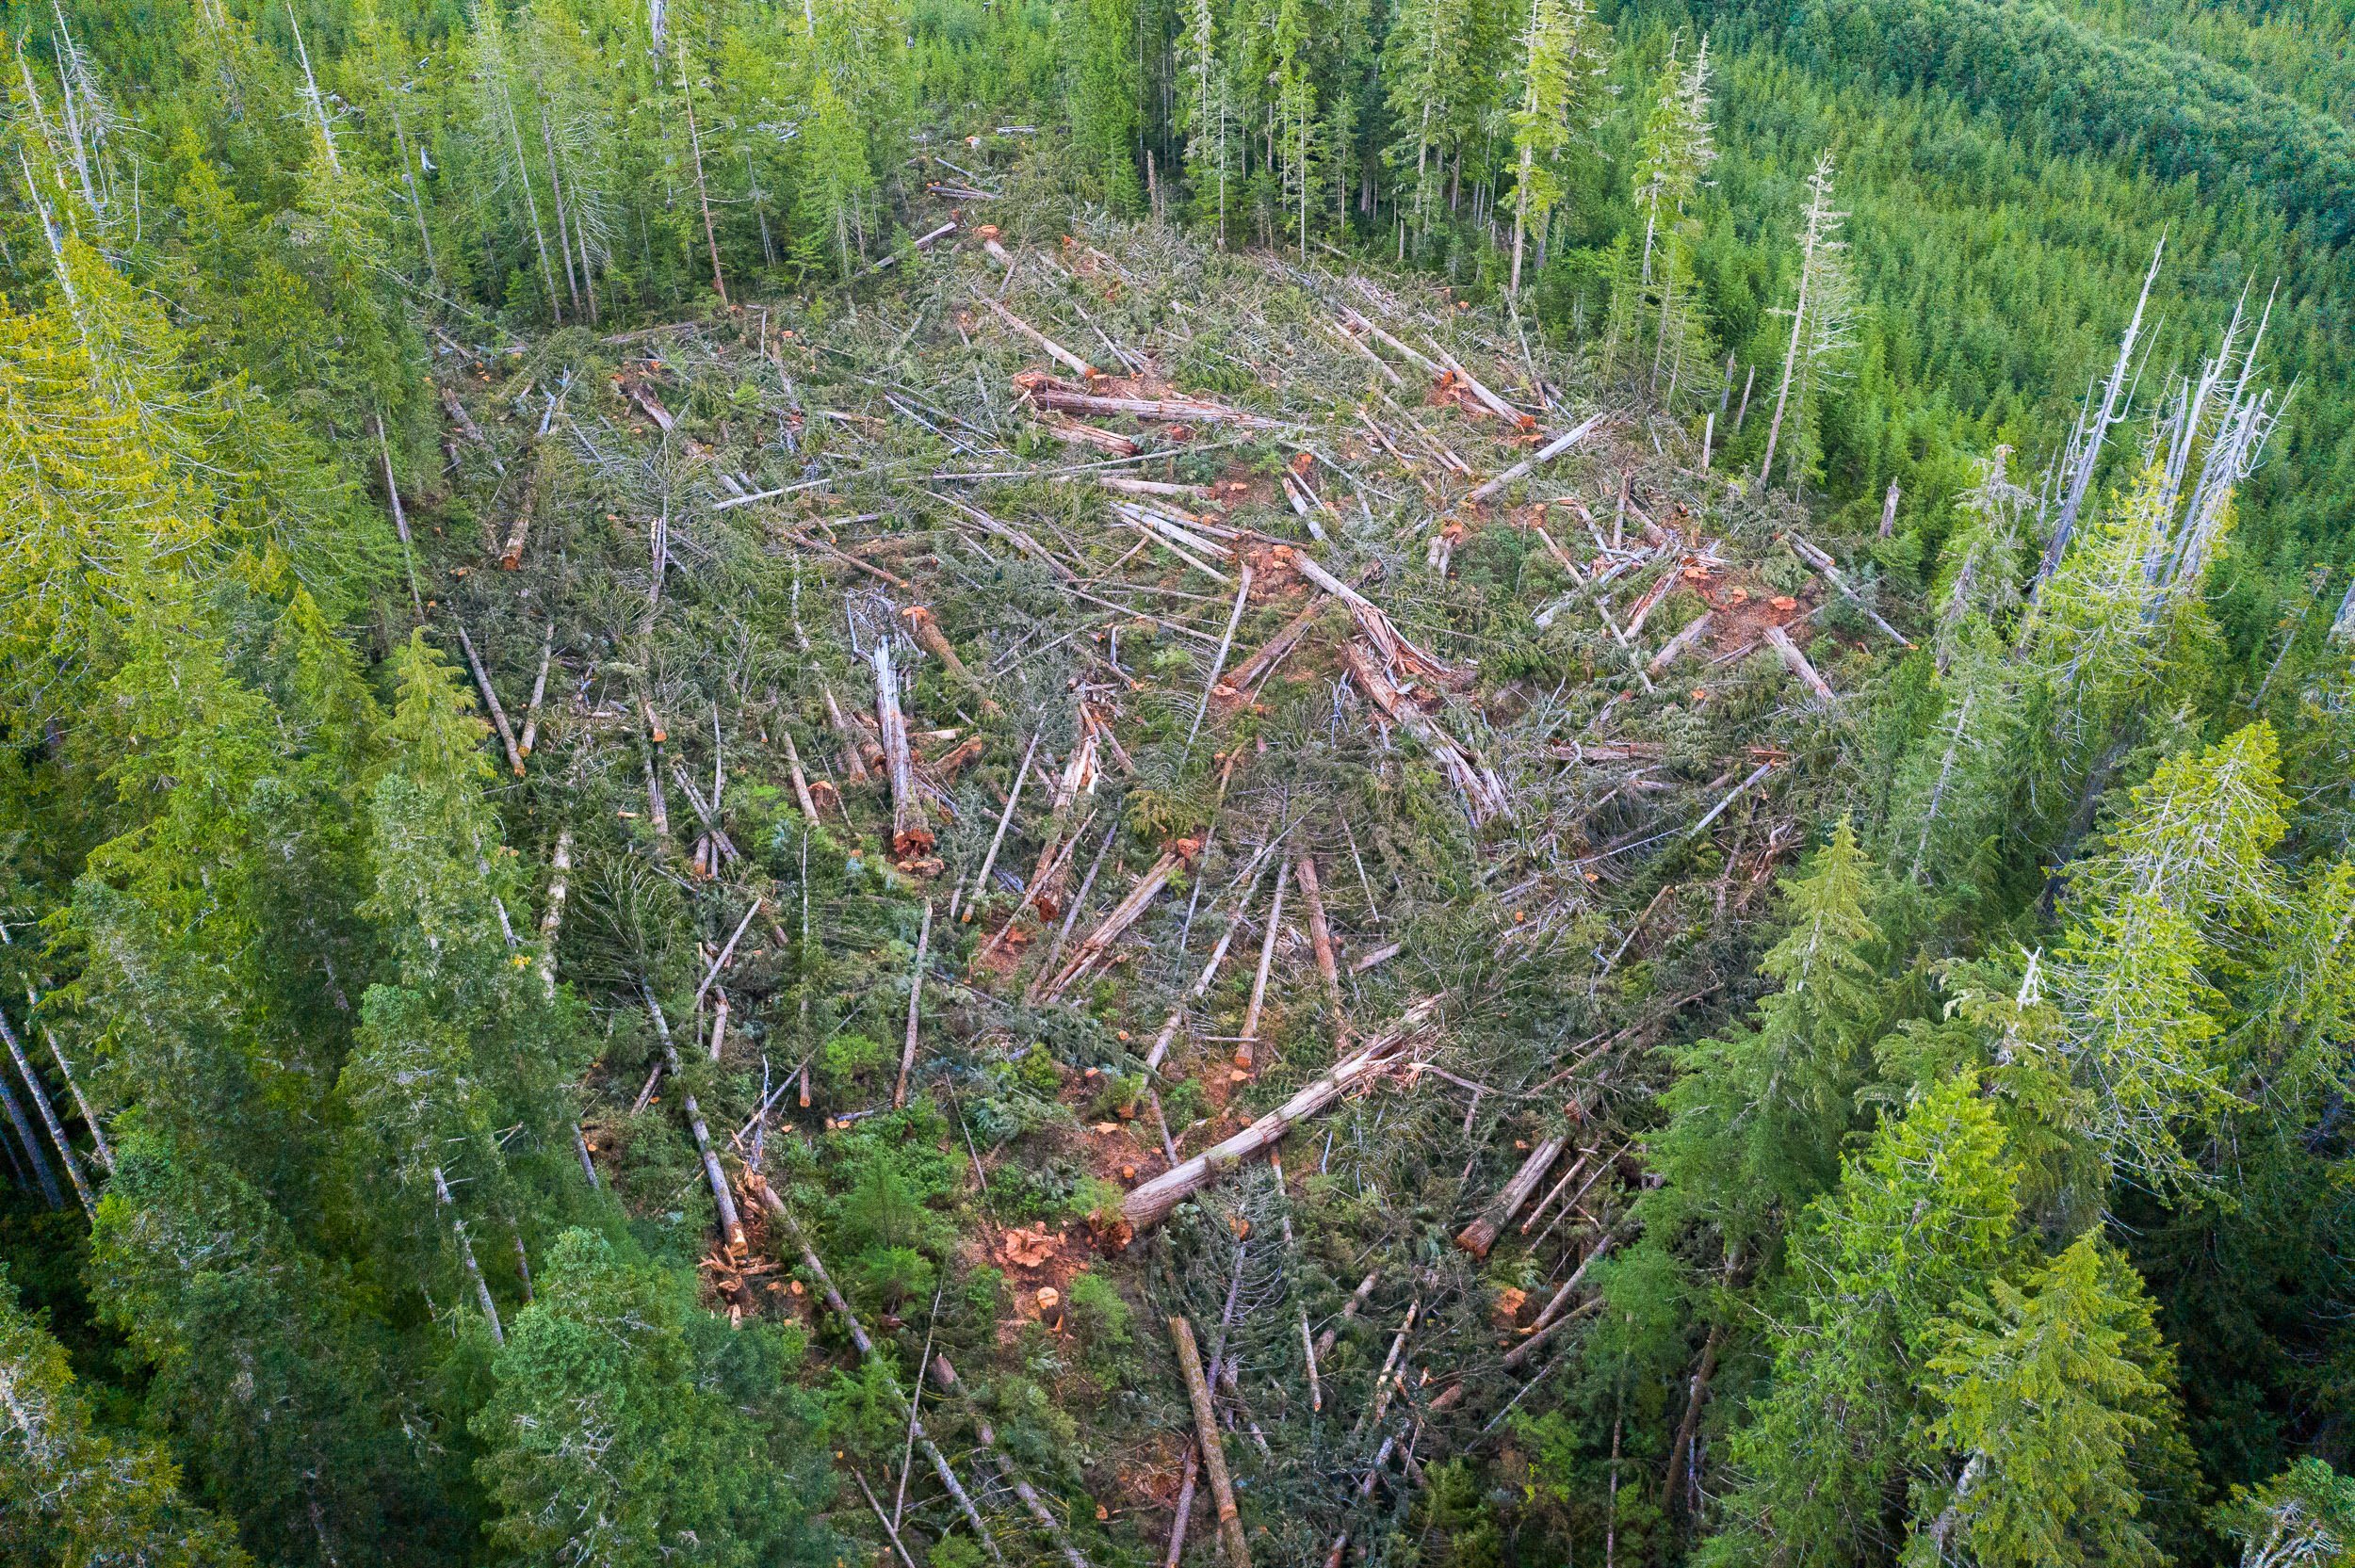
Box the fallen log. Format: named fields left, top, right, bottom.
left=1467, top=412, right=1608, bottom=502
left=439, top=385, right=503, bottom=472
left=1123, top=998, right=1440, bottom=1234
left=498, top=440, right=542, bottom=568
left=1455, top=1133, right=1569, bottom=1257
left=1340, top=640, right=1508, bottom=824
left=454, top=622, right=527, bottom=777
left=1646, top=611, right=1713, bottom=674
left=903, top=606, right=999, bottom=717
left=974, top=290, right=1096, bottom=380
left=1036, top=412, right=1140, bottom=456
left=741, top=1175, right=1006, bottom=1565
left=1763, top=624, right=1836, bottom=705
left=1038, top=847, right=1188, bottom=1003
left=1296, top=855, right=1346, bottom=1049
left=1779, top=529, right=1911, bottom=647
left=1169, top=1317, right=1251, bottom=1568
left=871, top=640, right=933, bottom=858
left=862, top=217, right=958, bottom=275
left=1018, top=376, right=1289, bottom=431
left=1546, top=739, right=1666, bottom=764
left=639, top=981, right=746, bottom=1254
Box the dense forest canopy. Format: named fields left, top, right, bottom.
left=2, top=0, right=2353, bottom=1565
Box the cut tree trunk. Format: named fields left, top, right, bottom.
left=1455, top=1133, right=1569, bottom=1257
left=1169, top=1316, right=1251, bottom=1568
left=640, top=982, right=746, bottom=1254
left=1124, top=999, right=1440, bottom=1233
left=1295, top=855, right=1346, bottom=1049
left=1467, top=412, right=1608, bottom=502
left=870, top=640, right=934, bottom=857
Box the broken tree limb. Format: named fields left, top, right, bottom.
left=742, top=1175, right=1005, bottom=1565
left=1455, top=1133, right=1570, bottom=1257
left=1468, top=412, right=1609, bottom=502
left=1186, top=564, right=1255, bottom=752
left=963, top=731, right=1038, bottom=921
left=823, top=684, right=873, bottom=783
left=1169, top=1316, right=1251, bottom=1568
left=455, top=622, right=527, bottom=776
left=870, top=639, right=934, bottom=857
left=973, top=289, right=1096, bottom=379
left=893, top=899, right=934, bottom=1109
left=1124, top=998, right=1440, bottom=1234
left=1762, top=624, right=1836, bottom=705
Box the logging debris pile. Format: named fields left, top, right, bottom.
left=416, top=196, right=1899, bottom=1564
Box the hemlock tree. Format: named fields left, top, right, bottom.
left=1506, top=0, right=1605, bottom=297
left=0, top=1263, right=252, bottom=1568
left=1758, top=152, right=1859, bottom=489
left=2218, top=1459, right=2355, bottom=1568
left=1908, top=1234, right=2188, bottom=1568
left=1064, top=0, right=1144, bottom=213
left=1623, top=35, right=1713, bottom=392
left=473, top=1229, right=836, bottom=1568
left=1700, top=1076, right=2022, bottom=1568
left=338, top=633, right=587, bottom=1346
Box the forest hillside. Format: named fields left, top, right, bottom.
left=3, top=1, right=2354, bottom=1565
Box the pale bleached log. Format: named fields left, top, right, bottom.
left=975, top=290, right=1096, bottom=379
left=1468, top=412, right=1609, bottom=502
left=870, top=640, right=933, bottom=856
left=1019, top=380, right=1288, bottom=431
left=456, top=623, right=526, bottom=776
left=518, top=623, right=555, bottom=758
left=1455, top=1133, right=1569, bottom=1257
left=892, top=899, right=934, bottom=1108
left=1292, top=553, right=1463, bottom=687
left=1646, top=611, right=1713, bottom=674
left=1763, top=624, right=1836, bottom=704
left=1124, top=999, right=1439, bottom=1233
left=1233, top=859, right=1290, bottom=1072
